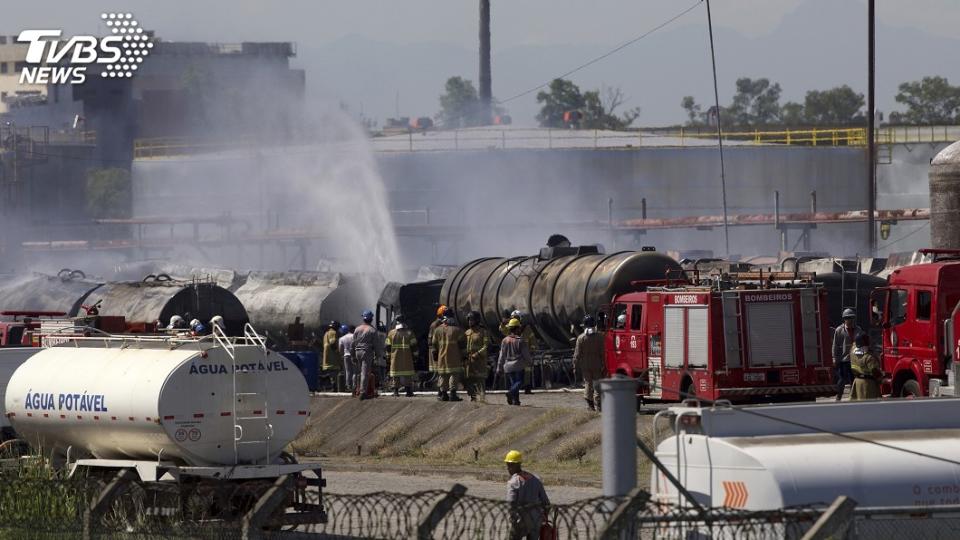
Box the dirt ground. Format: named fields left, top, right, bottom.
left=292, top=389, right=665, bottom=496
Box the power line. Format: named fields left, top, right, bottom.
left=876, top=220, right=930, bottom=251
left=498, top=0, right=704, bottom=105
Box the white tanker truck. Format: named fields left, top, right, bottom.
left=3, top=324, right=326, bottom=527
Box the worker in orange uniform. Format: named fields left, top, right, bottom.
left=321, top=321, right=342, bottom=391
left=850, top=332, right=882, bottom=400
left=428, top=305, right=448, bottom=397
left=573, top=315, right=606, bottom=411
left=386, top=316, right=417, bottom=397
left=432, top=313, right=466, bottom=402
left=504, top=450, right=550, bottom=540
left=464, top=311, right=490, bottom=402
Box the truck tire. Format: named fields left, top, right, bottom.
left=900, top=379, right=922, bottom=398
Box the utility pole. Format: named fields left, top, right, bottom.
left=705, top=0, right=730, bottom=257
left=479, top=0, right=492, bottom=124
left=867, top=0, right=877, bottom=254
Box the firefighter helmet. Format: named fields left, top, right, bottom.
left=583, top=315, right=596, bottom=327
left=842, top=308, right=856, bottom=320
left=504, top=450, right=523, bottom=464
left=507, top=318, right=522, bottom=329
left=437, top=305, right=448, bottom=318
left=616, top=314, right=627, bottom=326
left=361, top=310, right=374, bottom=322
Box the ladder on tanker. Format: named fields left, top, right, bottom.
left=839, top=257, right=862, bottom=321
left=215, top=324, right=274, bottom=466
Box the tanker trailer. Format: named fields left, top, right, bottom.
left=4, top=328, right=327, bottom=528
left=78, top=276, right=249, bottom=336
left=653, top=399, right=960, bottom=536
left=440, top=246, right=682, bottom=350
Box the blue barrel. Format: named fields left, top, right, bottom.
left=280, top=351, right=319, bottom=392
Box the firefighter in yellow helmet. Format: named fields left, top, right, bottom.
left=504, top=450, right=550, bottom=540
left=320, top=321, right=342, bottom=391
left=495, top=318, right=532, bottom=406
left=499, top=310, right=539, bottom=395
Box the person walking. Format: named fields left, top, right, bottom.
left=573, top=315, right=606, bottom=411
left=503, top=450, right=550, bottom=540
left=386, top=316, right=418, bottom=397
left=338, top=324, right=355, bottom=392
left=352, top=311, right=383, bottom=400
left=832, top=308, right=861, bottom=401
left=321, top=321, right=342, bottom=391
left=432, top=314, right=466, bottom=402
left=495, top=318, right=532, bottom=406
left=464, top=311, right=490, bottom=402
left=850, top=332, right=882, bottom=400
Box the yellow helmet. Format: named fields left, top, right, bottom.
left=506, top=318, right=522, bottom=329
left=437, top=305, right=448, bottom=317
left=504, top=450, right=523, bottom=464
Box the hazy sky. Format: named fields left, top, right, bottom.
left=7, top=1, right=959, bottom=46
left=5, top=1, right=960, bottom=125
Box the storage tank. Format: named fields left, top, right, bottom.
left=79, top=278, right=249, bottom=335
left=5, top=339, right=308, bottom=466
left=930, top=140, right=960, bottom=248
left=0, top=272, right=102, bottom=315
left=440, top=248, right=682, bottom=349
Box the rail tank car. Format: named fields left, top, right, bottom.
left=5, top=338, right=308, bottom=466
left=440, top=247, right=682, bottom=349
left=0, top=272, right=101, bottom=315
left=78, top=277, right=249, bottom=335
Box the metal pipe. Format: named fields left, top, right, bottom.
left=600, top=375, right=638, bottom=497
left=479, top=0, right=492, bottom=124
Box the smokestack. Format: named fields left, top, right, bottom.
left=479, top=0, right=492, bottom=125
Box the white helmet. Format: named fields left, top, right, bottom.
left=209, top=315, right=225, bottom=328
left=510, top=310, right=523, bottom=320
left=167, top=315, right=184, bottom=329
left=189, top=319, right=200, bottom=328
left=616, top=314, right=627, bottom=326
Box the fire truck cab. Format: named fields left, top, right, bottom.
left=605, top=273, right=835, bottom=403
left=871, top=249, right=960, bottom=397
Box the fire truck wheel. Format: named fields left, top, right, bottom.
left=899, top=379, right=922, bottom=399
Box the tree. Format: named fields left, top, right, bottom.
left=728, top=77, right=782, bottom=126
left=803, top=85, right=864, bottom=125
left=893, top=76, right=960, bottom=124
left=780, top=101, right=805, bottom=126
left=681, top=96, right=702, bottom=126
left=536, top=79, right=585, bottom=128
left=536, top=79, right=639, bottom=129
left=437, top=76, right=482, bottom=128
left=86, top=168, right=131, bottom=219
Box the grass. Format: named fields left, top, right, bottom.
left=554, top=431, right=602, bottom=462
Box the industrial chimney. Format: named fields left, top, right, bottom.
left=479, top=0, right=492, bottom=125
left=929, top=140, right=960, bottom=249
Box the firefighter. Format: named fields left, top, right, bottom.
left=504, top=450, right=550, bottom=540
left=338, top=324, right=356, bottom=392
left=850, top=332, right=882, bottom=400
left=352, top=310, right=383, bottom=400
left=832, top=308, right=861, bottom=401
left=495, top=318, right=532, bottom=406
left=321, top=321, right=342, bottom=391
left=432, top=313, right=466, bottom=402
left=573, top=315, right=606, bottom=411
left=500, top=310, right=539, bottom=395
left=428, top=305, right=448, bottom=396
left=386, top=316, right=417, bottom=397
left=464, top=311, right=489, bottom=402
left=209, top=315, right=225, bottom=334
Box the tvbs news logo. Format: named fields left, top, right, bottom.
left=17, top=12, right=153, bottom=85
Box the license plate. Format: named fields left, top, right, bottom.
left=743, top=372, right=764, bottom=382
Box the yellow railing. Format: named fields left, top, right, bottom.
left=674, top=127, right=867, bottom=146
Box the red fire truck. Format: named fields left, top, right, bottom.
left=871, top=249, right=960, bottom=397
left=604, top=272, right=836, bottom=403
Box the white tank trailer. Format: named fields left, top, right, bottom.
left=4, top=330, right=309, bottom=469
left=654, top=399, right=960, bottom=513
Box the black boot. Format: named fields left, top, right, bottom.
left=449, top=391, right=463, bottom=402
left=524, top=387, right=533, bottom=395
left=586, top=399, right=595, bottom=411
left=406, top=388, right=415, bottom=397
left=438, top=391, right=450, bottom=402
left=393, top=388, right=400, bottom=397
left=506, top=393, right=515, bottom=405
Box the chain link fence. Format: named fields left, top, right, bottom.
left=3, top=473, right=960, bottom=539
